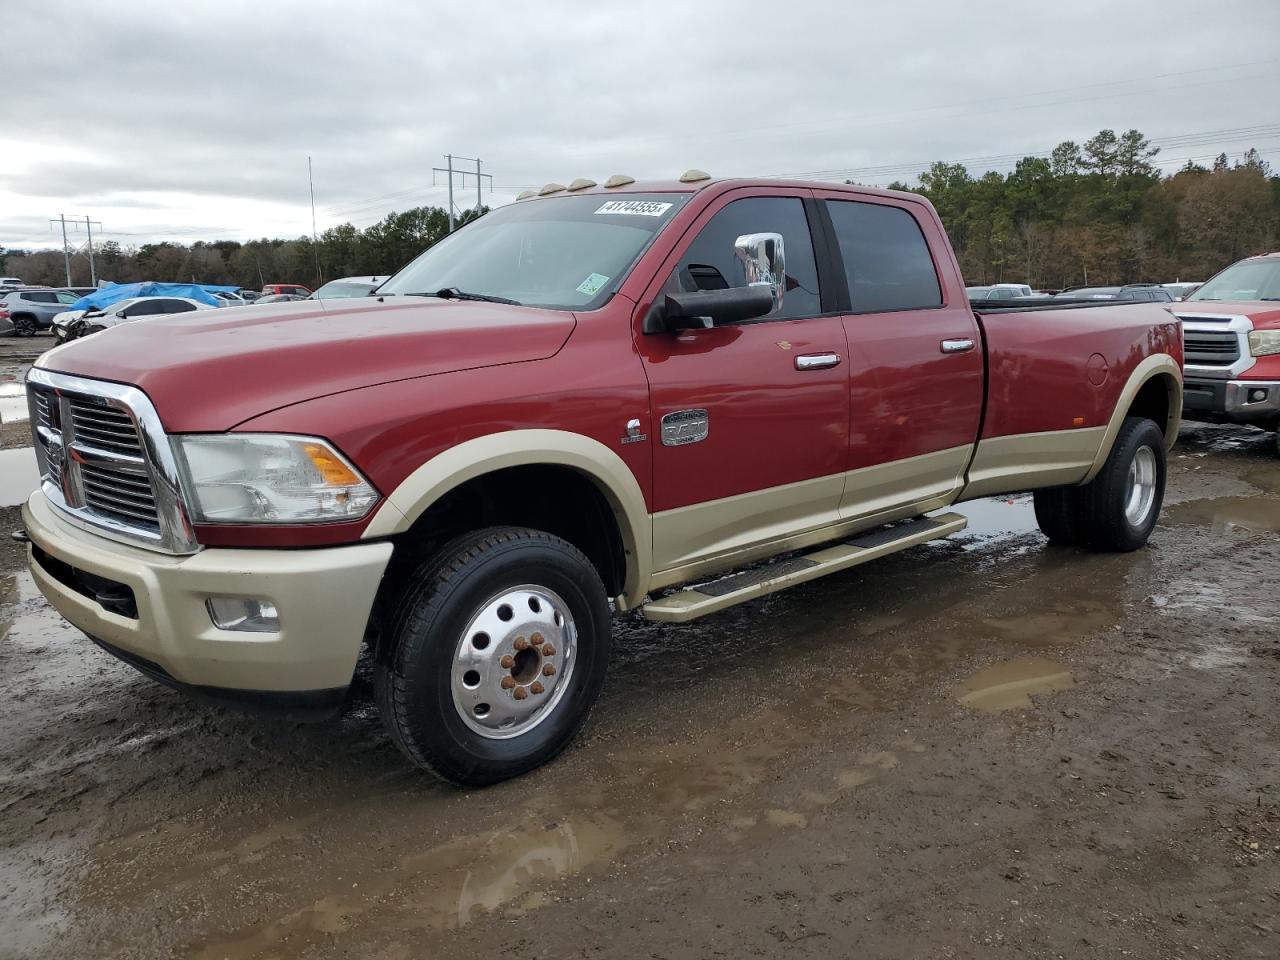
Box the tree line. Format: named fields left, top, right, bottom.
left=2, top=129, right=1277, bottom=291
left=886, top=130, right=1278, bottom=287
left=0, top=206, right=486, bottom=291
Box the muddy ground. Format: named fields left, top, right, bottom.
left=1, top=411, right=1278, bottom=960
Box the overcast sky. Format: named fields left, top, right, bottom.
left=3, top=0, right=1277, bottom=252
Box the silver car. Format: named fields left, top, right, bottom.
left=1, top=288, right=83, bottom=336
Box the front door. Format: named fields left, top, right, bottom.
left=634, top=190, right=850, bottom=576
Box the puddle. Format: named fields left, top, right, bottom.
left=192, top=817, right=627, bottom=958
left=0, top=382, right=27, bottom=423
left=0, top=447, right=39, bottom=507
left=947, top=495, right=1038, bottom=546
left=1245, top=466, right=1280, bottom=496
left=1164, top=496, right=1280, bottom=534
left=956, top=658, right=1075, bottom=712
left=0, top=384, right=27, bottom=424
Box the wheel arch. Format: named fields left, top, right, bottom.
left=362, top=429, right=652, bottom=609
left=1081, top=354, right=1182, bottom=484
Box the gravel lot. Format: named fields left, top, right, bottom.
left=0, top=341, right=1277, bottom=958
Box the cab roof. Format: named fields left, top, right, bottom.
left=516, top=177, right=929, bottom=206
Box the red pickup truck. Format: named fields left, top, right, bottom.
left=21, top=175, right=1182, bottom=785
left=1174, top=251, right=1280, bottom=454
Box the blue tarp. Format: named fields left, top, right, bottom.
left=69, top=282, right=225, bottom=312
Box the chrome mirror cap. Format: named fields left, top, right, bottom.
left=734, top=232, right=786, bottom=314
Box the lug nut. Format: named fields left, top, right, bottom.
left=513, top=637, right=529, bottom=651
left=530, top=682, right=545, bottom=695
left=500, top=655, right=515, bottom=669
left=501, top=677, right=516, bottom=690
left=541, top=643, right=556, bottom=657
left=531, top=632, right=544, bottom=645
left=513, top=686, right=528, bottom=701
left=542, top=663, right=556, bottom=677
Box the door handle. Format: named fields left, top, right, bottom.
left=940, top=338, right=975, bottom=354
left=795, top=352, right=842, bottom=370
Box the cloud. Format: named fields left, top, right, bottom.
left=3, top=0, right=1277, bottom=250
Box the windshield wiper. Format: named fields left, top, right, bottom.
left=403, top=287, right=522, bottom=306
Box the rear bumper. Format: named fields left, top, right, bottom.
left=1182, top=377, right=1280, bottom=424
left=22, top=491, right=393, bottom=702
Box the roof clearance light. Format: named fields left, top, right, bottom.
left=538, top=183, right=567, bottom=196
left=567, top=178, right=597, bottom=191
left=515, top=190, right=537, bottom=201
left=679, top=169, right=711, bottom=183
left=603, top=174, right=635, bottom=188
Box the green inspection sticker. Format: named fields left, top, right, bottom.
left=575, top=272, right=610, bottom=296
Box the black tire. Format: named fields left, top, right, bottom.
left=1080, top=417, right=1166, bottom=551
left=12, top=315, right=35, bottom=337
left=375, top=526, right=612, bottom=786
left=1032, top=485, right=1084, bottom=546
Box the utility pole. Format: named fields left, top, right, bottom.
left=432, top=154, right=492, bottom=232
left=52, top=215, right=72, bottom=286
left=50, top=214, right=103, bottom=286
left=308, top=156, right=323, bottom=288
left=83, top=215, right=102, bottom=285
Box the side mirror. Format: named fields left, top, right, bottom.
left=660, top=286, right=775, bottom=330
left=734, top=232, right=785, bottom=313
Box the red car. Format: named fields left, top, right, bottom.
left=261, top=283, right=312, bottom=297
left=21, top=175, right=1182, bottom=785
left=1175, top=252, right=1280, bottom=454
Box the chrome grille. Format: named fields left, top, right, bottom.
left=25, top=368, right=199, bottom=555
left=1184, top=331, right=1241, bottom=366
left=67, top=399, right=145, bottom=455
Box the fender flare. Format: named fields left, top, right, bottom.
left=361, top=429, right=652, bottom=609
left=1080, top=353, right=1182, bottom=484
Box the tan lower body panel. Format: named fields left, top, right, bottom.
left=961, top=427, right=1105, bottom=500
left=649, top=445, right=972, bottom=592
left=643, top=512, right=968, bottom=623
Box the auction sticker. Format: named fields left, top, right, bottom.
left=594, top=200, right=673, bottom=217
left=576, top=273, right=611, bottom=295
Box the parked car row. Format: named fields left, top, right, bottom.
left=967, top=281, right=1202, bottom=304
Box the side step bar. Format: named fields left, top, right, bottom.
left=640, top=512, right=967, bottom=623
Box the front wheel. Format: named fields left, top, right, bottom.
left=375, top=526, right=612, bottom=786
left=12, top=316, right=35, bottom=337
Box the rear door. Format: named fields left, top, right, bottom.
left=813, top=190, right=985, bottom=520
left=635, top=190, right=851, bottom=575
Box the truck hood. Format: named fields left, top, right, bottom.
left=39, top=297, right=576, bottom=432
left=1176, top=301, right=1280, bottom=329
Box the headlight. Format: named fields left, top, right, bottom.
left=173, top=434, right=378, bottom=523
left=1247, top=330, right=1280, bottom=357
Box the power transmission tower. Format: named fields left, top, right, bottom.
left=50, top=214, right=103, bottom=286
left=432, top=154, right=493, bottom=232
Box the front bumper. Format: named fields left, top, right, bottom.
left=1182, top=377, right=1280, bottom=424
left=22, top=492, right=393, bottom=702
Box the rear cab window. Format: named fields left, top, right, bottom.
left=824, top=200, right=942, bottom=313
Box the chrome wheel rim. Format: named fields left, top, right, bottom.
left=451, top=584, right=577, bottom=740
left=1124, top=445, right=1157, bottom=526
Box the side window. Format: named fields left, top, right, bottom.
left=826, top=200, right=943, bottom=313
left=56, top=292, right=79, bottom=304
left=167, top=300, right=198, bottom=313
left=674, top=197, right=821, bottom=320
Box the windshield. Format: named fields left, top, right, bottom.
left=314, top=281, right=378, bottom=299
left=379, top=193, right=688, bottom=309
left=1188, top=260, right=1280, bottom=302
